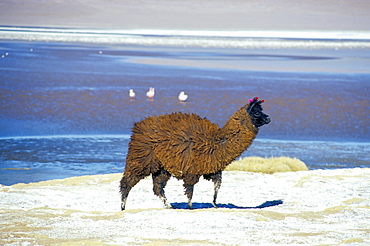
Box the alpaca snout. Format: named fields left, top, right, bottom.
left=265, top=116, right=271, bottom=124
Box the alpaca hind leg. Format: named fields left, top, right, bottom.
left=183, top=174, right=201, bottom=209
left=152, top=169, right=172, bottom=209
left=119, top=174, right=142, bottom=210
left=204, top=171, right=222, bottom=208
left=211, top=172, right=222, bottom=208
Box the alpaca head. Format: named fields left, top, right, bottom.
left=246, top=97, right=271, bottom=127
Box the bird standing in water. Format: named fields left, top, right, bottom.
left=146, top=87, right=155, bottom=99
left=129, top=89, right=136, bottom=99
left=178, top=91, right=188, bottom=102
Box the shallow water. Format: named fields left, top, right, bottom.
left=1, top=135, right=369, bottom=185
left=1, top=41, right=369, bottom=140
left=0, top=39, right=369, bottom=185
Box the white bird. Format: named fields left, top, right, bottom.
left=178, top=91, right=188, bottom=102
left=146, top=87, right=155, bottom=99
left=129, top=89, right=136, bottom=98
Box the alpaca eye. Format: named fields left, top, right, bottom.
left=254, top=112, right=260, bottom=117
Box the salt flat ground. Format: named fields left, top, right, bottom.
left=1, top=168, right=369, bottom=245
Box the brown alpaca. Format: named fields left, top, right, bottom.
left=120, top=97, right=270, bottom=210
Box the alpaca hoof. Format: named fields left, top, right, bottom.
left=165, top=204, right=173, bottom=209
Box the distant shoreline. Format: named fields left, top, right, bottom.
left=1, top=0, right=370, bottom=32
left=1, top=26, right=370, bottom=49
left=2, top=26, right=370, bottom=39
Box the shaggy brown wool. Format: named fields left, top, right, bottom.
left=120, top=99, right=270, bottom=210
left=125, top=107, right=257, bottom=178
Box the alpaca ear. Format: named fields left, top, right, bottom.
left=246, top=97, right=264, bottom=114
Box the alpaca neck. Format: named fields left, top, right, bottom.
left=217, top=106, right=258, bottom=165
left=221, top=107, right=258, bottom=138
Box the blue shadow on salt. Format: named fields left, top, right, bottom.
left=171, top=200, right=283, bottom=209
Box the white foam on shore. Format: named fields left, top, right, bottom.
left=1, top=27, right=370, bottom=48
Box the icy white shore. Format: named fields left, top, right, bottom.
left=1, top=168, right=369, bottom=245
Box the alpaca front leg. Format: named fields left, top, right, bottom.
left=204, top=171, right=222, bottom=208
left=184, top=184, right=194, bottom=209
